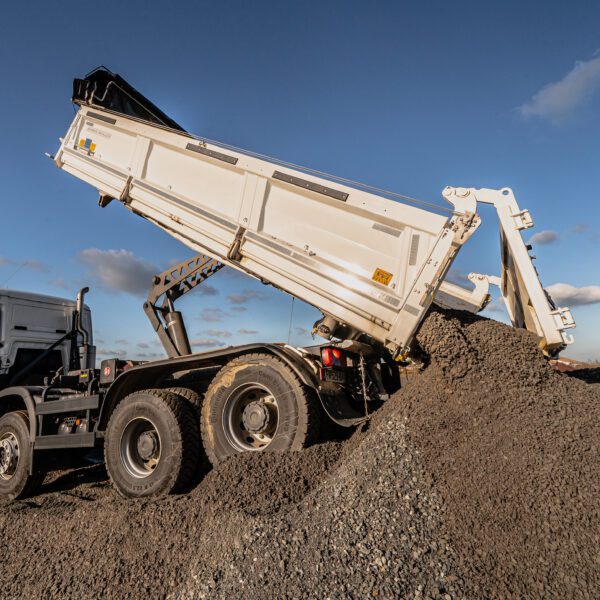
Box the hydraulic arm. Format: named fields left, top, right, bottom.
left=144, top=255, right=223, bottom=357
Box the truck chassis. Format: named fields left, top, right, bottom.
left=0, top=271, right=397, bottom=499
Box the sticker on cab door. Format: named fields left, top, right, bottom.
left=372, top=268, right=393, bottom=286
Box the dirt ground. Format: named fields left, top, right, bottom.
left=1, top=308, right=598, bottom=599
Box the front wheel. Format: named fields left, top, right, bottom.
left=201, top=354, right=320, bottom=466
left=0, top=411, right=44, bottom=500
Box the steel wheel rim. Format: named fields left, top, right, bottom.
left=119, top=417, right=161, bottom=479
left=0, top=432, right=19, bottom=481
left=223, top=383, right=279, bottom=452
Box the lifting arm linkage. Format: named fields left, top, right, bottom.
left=144, top=255, right=224, bottom=357
left=443, top=187, right=575, bottom=355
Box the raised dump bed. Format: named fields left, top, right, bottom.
left=54, top=68, right=575, bottom=356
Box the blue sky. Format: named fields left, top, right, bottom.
left=1, top=1, right=598, bottom=361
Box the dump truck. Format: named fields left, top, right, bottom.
left=0, top=67, right=575, bottom=500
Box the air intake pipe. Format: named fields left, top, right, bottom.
left=75, top=287, right=96, bottom=371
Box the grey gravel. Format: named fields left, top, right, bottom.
left=1, top=307, right=598, bottom=599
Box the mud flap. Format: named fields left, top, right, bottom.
left=318, top=390, right=367, bottom=427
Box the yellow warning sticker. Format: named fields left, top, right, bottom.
left=78, top=137, right=96, bottom=154
left=372, top=268, right=393, bottom=286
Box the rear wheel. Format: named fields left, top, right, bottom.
left=201, top=354, right=320, bottom=465
left=104, top=389, right=200, bottom=498
left=165, top=386, right=207, bottom=477
left=0, top=411, right=44, bottom=500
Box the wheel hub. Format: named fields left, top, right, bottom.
left=0, top=434, right=19, bottom=477
left=136, top=431, right=159, bottom=461
left=242, top=401, right=271, bottom=433
left=223, top=384, right=280, bottom=451
left=120, top=417, right=161, bottom=479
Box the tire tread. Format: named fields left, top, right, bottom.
left=0, top=411, right=44, bottom=500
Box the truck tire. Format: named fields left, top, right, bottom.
left=104, top=389, right=201, bottom=498
left=165, top=386, right=201, bottom=421
left=165, top=386, right=207, bottom=476
left=201, top=353, right=320, bottom=466
left=0, top=411, right=45, bottom=500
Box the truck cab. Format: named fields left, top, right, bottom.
left=0, top=290, right=93, bottom=387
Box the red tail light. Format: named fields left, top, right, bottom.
left=321, top=346, right=346, bottom=368
left=321, top=347, right=333, bottom=367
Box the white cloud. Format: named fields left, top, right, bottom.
left=23, top=260, right=49, bottom=272
left=204, top=328, right=232, bottom=338
left=199, top=308, right=227, bottom=322
left=78, top=248, right=158, bottom=296
left=195, top=284, right=219, bottom=296
left=519, top=53, right=600, bottom=120
left=190, top=338, right=226, bottom=348
left=227, top=290, right=269, bottom=304
left=97, top=347, right=127, bottom=357
left=136, top=352, right=163, bottom=359
left=570, top=224, right=588, bottom=235
left=529, top=230, right=558, bottom=245
left=546, top=283, right=600, bottom=306
left=238, top=328, right=258, bottom=335
left=49, top=278, right=70, bottom=290
left=0, top=256, right=49, bottom=272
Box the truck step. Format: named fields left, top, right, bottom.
left=36, top=395, right=99, bottom=415
left=34, top=432, right=96, bottom=449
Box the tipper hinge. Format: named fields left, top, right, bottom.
left=511, top=209, right=534, bottom=231
left=227, top=226, right=246, bottom=261
left=550, top=307, right=576, bottom=344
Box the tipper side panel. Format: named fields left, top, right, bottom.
left=56, top=107, right=464, bottom=353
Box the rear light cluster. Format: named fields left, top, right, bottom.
left=320, top=346, right=347, bottom=368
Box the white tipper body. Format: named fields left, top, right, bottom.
left=54, top=106, right=575, bottom=356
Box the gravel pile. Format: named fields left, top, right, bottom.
left=179, top=401, right=463, bottom=600
left=0, top=308, right=598, bottom=599
left=0, top=409, right=461, bottom=599
left=401, top=308, right=600, bottom=599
